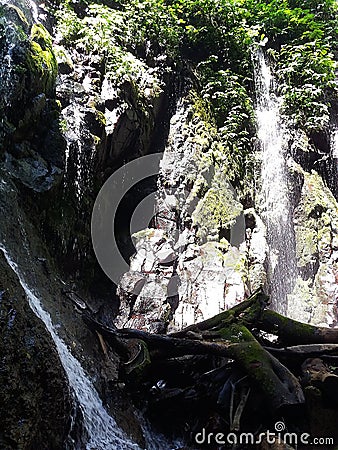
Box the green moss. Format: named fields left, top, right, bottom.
left=295, top=225, right=317, bottom=267
left=217, top=323, right=254, bottom=342
left=261, top=309, right=323, bottom=344
left=6, top=4, right=29, bottom=26
left=59, top=118, right=68, bottom=133
left=217, top=323, right=291, bottom=404
left=30, top=23, right=53, bottom=47
left=191, top=91, right=214, bottom=125
left=302, top=171, right=337, bottom=217
left=95, top=110, right=106, bottom=127
left=192, top=169, right=242, bottom=241
left=26, top=24, right=57, bottom=94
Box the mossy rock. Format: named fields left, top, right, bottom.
left=294, top=169, right=338, bottom=267
left=192, top=169, right=242, bottom=241
left=302, top=170, right=338, bottom=218
left=53, top=44, right=74, bottom=74
left=4, top=4, right=29, bottom=28
left=295, top=225, right=317, bottom=267
left=26, top=23, right=57, bottom=95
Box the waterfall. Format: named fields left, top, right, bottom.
left=331, top=125, right=338, bottom=159
left=0, top=244, right=141, bottom=450
left=254, top=50, right=297, bottom=315
left=0, top=12, right=16, bottom=108
left=330, top=125, right=338, bottom=197
left=61, top=105, right=96, bottom=201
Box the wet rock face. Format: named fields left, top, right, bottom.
left=289, top=164, right=338, bottom=326
left=39, top=20, right=175, bottom=280
left=115, top=85, right=338, bottom=332
left=116, top=95, right=252, bottom=333
left=0, top=168, right=149, bottom=448
left=0, top=252, right=71, bottom=450
left=99, top=74, right=168, bottom=171
left=0, top=1, right=65, bottom=192
left=0, top=8, right=73, bottom=444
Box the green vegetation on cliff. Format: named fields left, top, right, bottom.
left=54, top=0, right=338, bottom=193
left=27, top=23, right=58, bottom=94
left=120, top=0, right=338, bottom=131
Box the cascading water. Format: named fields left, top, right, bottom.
left=330, top=124, right=338, bottom=196
left=331, top=126, right=338, bottom=159
left=0, top=241, right=184, bottom=450
left=254, top=50, right=297, bottom=315
left=0, top=9, right=16, bottom=108
left=0, top=244, right=141, bottom=450
left=0, top=0, right=39, bottom=105
left=61, top=105, right=96, bottom=201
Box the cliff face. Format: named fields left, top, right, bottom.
left=0, top=5, right=70, bottom=448
left=110, top=3, right=338, bottom=330
left=0, top=0, right=64, bottom=190
left=1, top=0, right=338, bottom=448
left=0, top=3, right=148, bottom=447
left=0, top=251, right=71, bottom=450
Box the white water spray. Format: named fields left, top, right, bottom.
left=330, top=126, right=338, bottom=159
left=0, top=244, right=141, bottom=450
left=254, top=50, right=297, bottom=314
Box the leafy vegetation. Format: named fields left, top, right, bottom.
left=55, top=1, right=163, bottom=97
left=118, top=0, right=338, bottom=130
left=54, top=0, right=338, bottom=183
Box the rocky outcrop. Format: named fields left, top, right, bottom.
left=117, top=94, right=255, bottom=333
left=116, top=67, right=338, bottom=333
left=289, top=162, right=338, bottom=326
left=38, top=11, right=176, bottom=279
left=0, top=1, right=64, bottom=192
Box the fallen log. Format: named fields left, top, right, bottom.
left=82, top=290, right=338, bottom=445
left=83, top=312, right=236, bottom=358
left=83, top=311, right=304, bottom=410
left=170, top=290, right=338, bottom=346
left=258, top=310, right=338, bottom=345
left=265, top=343, right=338, bottom=356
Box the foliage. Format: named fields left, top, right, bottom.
left=278, top=41, right=336, bottom=130
left=112, top=0, right=338, bottom=146
left=55, top=1, right=163, bottom=94
left=239, top=0, right=338, bottom=131
left=54, top=0, right=338, bottom=164
left=124, top=0, right=181, bottom=53
left=195, top=59, right=255, bottom=185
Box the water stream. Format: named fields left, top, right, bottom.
left=0, top=242, right=185, bottom=449
left=0, top=244, right=141, bottom=450
left=254, top=50, right=297, bottom=315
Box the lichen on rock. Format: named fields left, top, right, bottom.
left=192, top=169, right=243, bottom=241
left=288, top=165, right=338, bottom=325
left=27, top=23, right=57, bottom=94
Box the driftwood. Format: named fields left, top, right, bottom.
left=83, top=290, right=338, bottom=448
